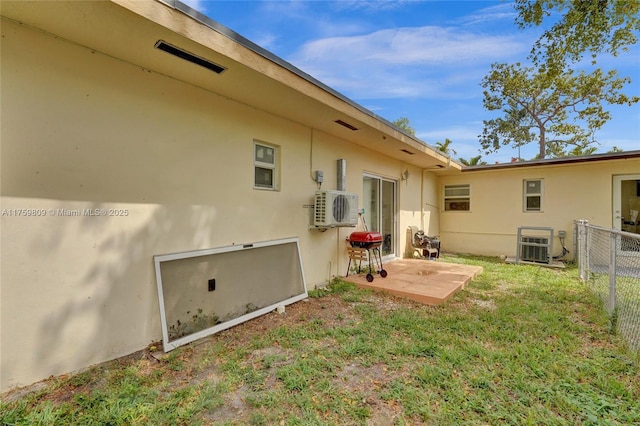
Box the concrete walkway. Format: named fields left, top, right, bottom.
left=343, top=258, right=483, bottom=305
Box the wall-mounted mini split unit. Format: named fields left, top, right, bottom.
left=314, top=190, right=358, bottom=228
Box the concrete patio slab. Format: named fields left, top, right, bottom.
left=343, top=258, right=483, bottom=305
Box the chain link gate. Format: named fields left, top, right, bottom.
left=575, top=220, right=640, bottom=352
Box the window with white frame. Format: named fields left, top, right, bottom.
left=444, top=184, right=470, bottom=211
left=523, top=179, right=543, bottom=211
left=254, top=141, right=278, bottom=190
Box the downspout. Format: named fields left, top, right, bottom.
left=421, top=169, right=425, bottom=231
left=421, top=152, right=452, bottom=232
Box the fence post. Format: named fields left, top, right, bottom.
left=608, top=231, right=617, bottom=315
left=577, top=219, right=588, bottom=281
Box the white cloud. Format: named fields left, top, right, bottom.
left=419, top=126, right=481, bottom=143
left=250, top=32, right=279, bottom=51
left=295, top=26, right=524, bottom=65
left=454, top=3, right=518, bottom=26
left=288, top=25, right=528, bottom=100
left=331, top=0, right=419, bottom=13
left=418, top=126, right=483, bottom=157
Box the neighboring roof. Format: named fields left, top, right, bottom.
left=462, top=150, right=640, bottom=172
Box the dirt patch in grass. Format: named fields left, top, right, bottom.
left=470, top=298, right=498, bottom=310
left=185, top=293, right=419, bottom=424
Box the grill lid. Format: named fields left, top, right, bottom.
left=348, top=231, right=383, bottom=243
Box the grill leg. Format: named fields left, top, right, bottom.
left=374, top=248, right=387, bottom=278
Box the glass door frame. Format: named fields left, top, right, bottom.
left=612, top=174, right=640, bottom=257
left=613, top=174, right=640, bottom=231
left=363, top=173, right=398, bottom=259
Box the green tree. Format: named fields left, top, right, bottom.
left=515, top=0, right=640, bottom=73
left=458, top=155, right=487, bottom=166
left=480, top=62, right=638, bottom=159
left=480, top=1, right=639, bottom=159
left=564, top=144, right=598, bottom=157
left=435, top=138, right=456, bottom=156
left=392, top=117, right=415, bottom=136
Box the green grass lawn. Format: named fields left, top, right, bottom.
left=2, top=255, right=639, bottom=425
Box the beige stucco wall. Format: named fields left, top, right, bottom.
left=438, top=158, right=640, bottom=258
left=0, top=17, right=434, bottom=391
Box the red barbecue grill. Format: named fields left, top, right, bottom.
left=347, top=231, right=388, bottom=282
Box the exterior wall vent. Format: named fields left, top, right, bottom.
left=154, top=40, right=226, bottom=74
left=334, top=119, right=358, bottom=131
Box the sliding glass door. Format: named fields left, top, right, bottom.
left=613, top=174, right=640, bottom=256
left=363, top=175, right=397, bottom=257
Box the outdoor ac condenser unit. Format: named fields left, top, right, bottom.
left=520, top=236, right=549, bottom=263
left=314, top=190, right=359, bottom=228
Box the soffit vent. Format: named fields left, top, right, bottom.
left=334, top=119, right=359, bottom=131
left=400, top=149, right=414, bottom=155
left=155, top=40, right=226, bottom=74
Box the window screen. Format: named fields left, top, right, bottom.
left=154, top=238, right=307, bottom=352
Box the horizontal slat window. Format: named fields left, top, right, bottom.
left=444, top=184, right=470, bottom=211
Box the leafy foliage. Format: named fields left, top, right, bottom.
left=392, top=116, right=416, bottom=136
left=435, top=138, right=456, bottom=155
left=480, top=1, right=640, bottom=159
left=480, top=62, right=638, bottom=158
left=515, top=0, right=640, bottom=72
left=458, top=155, right=487, bottom=166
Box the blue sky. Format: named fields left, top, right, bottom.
left=183, top=0, right=640, bottom=163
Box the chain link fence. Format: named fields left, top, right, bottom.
left=575, top=220, right=640, bottom=352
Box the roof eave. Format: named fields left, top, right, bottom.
left=150, top=0, right=451, bottom=169
left=462, top=150, right=640, bottom=172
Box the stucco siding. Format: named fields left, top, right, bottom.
left=0, top=18, right=429, bottom=391
left=438, top=159, right=640, bottom=258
